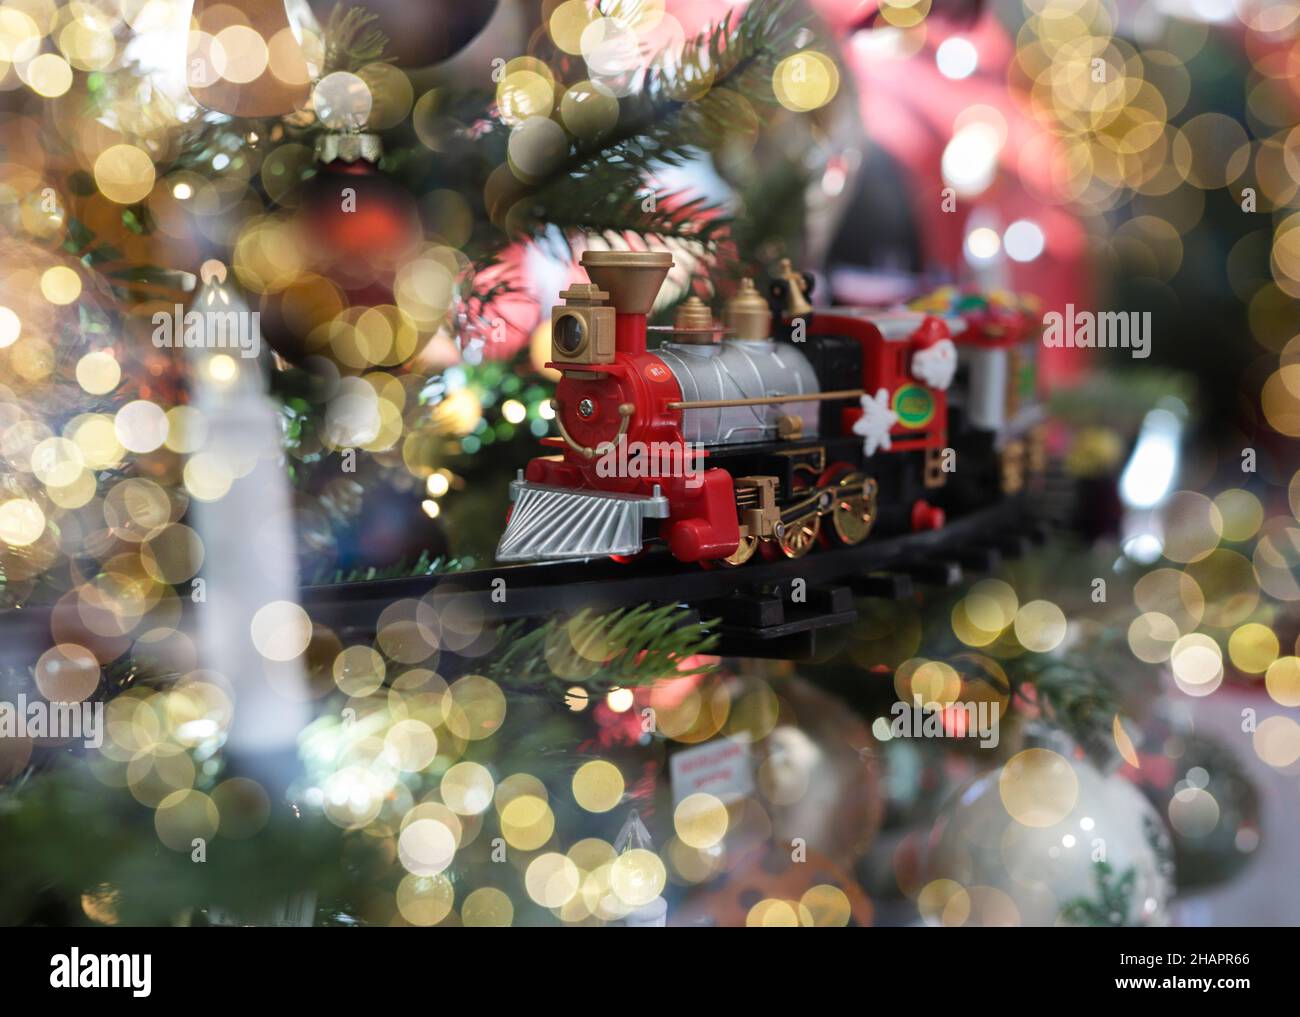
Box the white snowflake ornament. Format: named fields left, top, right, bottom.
left=854, top=388, right=897, bottom=457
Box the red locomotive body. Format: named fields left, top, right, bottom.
left=524, top=349, right=743, bottom=563
left=513, top=252, right=743, bottom=563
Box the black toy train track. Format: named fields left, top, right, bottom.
left=301, top=490, right=1058, bottom=657
left=0, top=482, right=1068, bottom=665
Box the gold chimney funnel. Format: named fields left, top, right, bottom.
left=579, top=250, right=674, bottom=315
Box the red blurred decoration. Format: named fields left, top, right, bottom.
left=298, top=157, right=422, bottom=303
left=811, top=0, right=1092, bottom=385
left=260, top=154, right=422, bottom=364
left=666, top=1, right=1093, bottom=386
left=468, top=249, right=541, bottom=359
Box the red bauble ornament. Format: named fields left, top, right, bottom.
left=260, top=144, right=423, bottom=365
left=298, top=155, right=421, bottom=303
left=306, top=0, right=497, bottom=69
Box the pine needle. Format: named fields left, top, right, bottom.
left=322, top=4, right=391, bottom=74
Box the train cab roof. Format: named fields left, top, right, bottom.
left=823, top=307, right=963, bottom=342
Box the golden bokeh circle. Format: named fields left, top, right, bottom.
left=440, top=761, right=495, bottom=816
left=1013, top=600, right=1068, bottom=652
left=444, top=674, right=506, bottom=741
left=674, top=792, right=729, bottom=850
left=461, top=886, right=513, bottom=927
left=35, top=643, right=100, bottom=704
left=1229, top=623, right=1279, bottom=675
left=396, top=873, right=454, bottom=926
left=154, top=789, right=219, bottom=852
left=998, top=749, right=1078, bottom=828
left=94, top=144, right=156, bottom=205
left=1265, top=656, right=1300, bottom=707
left=572, top=759, right=625, bottom=813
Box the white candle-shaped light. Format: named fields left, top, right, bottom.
left=613, top=810, right=668, bottom=928
left=185, top=261, right=310, bottom=780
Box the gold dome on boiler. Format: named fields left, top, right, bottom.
left=674, top=296, right=712, bottom=332
left=724, top=278, right=773, bottom=341
left=666, top=296, right=718, bottom=345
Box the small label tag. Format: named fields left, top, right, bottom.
left=669, top=736, right=755, bottom=806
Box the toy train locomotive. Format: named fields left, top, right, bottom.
left=495, top=250, right=1045, bottom=566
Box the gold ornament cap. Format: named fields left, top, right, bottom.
left=314, top=132, right=383, bottom=164
left=724, top=278, right=772, bottom=341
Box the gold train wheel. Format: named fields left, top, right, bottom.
left=721, top=534, right=758, bottom=567
left=777, top=514, right=820, bottom=558
left=831, top=473, right=878, bottom=546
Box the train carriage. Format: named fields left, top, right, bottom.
left=911, top=288, right=1048, bottom=510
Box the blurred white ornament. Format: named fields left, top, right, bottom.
left=184, top=263, right=312, bottom=773
left=926, top=734, right=1174, bottom=927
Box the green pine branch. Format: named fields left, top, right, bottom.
left=1061, top=861, right=1138, bottom=926
left=322, top=5, right=391, bottom=74
left=1024, top=663, right=1118, bottom=765
left=304, top=551, right=462, bottom=586
left=508, top=0, right=802, bottom=254
left=487, top=603, right=719, bottom=695
left=1004, top=627, right=1150, bottom=768
left=723, top=153, right=815, bottom=276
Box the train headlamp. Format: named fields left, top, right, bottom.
left=551, top=283, right=615, bottom=366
